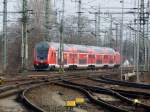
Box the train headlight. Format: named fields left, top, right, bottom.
left=36, top=64, right=39, bottom=66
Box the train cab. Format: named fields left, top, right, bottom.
left=34, top=42, right=49, bottom=70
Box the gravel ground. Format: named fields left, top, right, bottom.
left=26, top=84, right=104, bottom=112
left=71, top=77, right=150, bottom=106
left=0, top=95, right=27, bottom=112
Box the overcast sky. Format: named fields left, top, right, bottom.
left=55, top=0, right=135, bottom=16
left=0, top=0, right=149, bottom=31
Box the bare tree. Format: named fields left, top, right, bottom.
left=28, top=0, right=45, bottom=29
left=63, top=15, right=98, bottom=46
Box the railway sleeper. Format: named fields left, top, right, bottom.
left=55, top=82, right=130, bottom=112
left=98, top=76, right=150, bottom=89
left=61, top=79, right=150, bottom=111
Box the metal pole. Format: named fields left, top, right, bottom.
left=44, top=0, right=50, bottom=41
left=22, top=0, right=28, bottom=70
left=144, top=0, right=150, bottom=71
left=124, top=30, right=126, bottom=59
left=94, top=13, right=97, bottom=45
left=2, top=0, right=7, bottom=73
left=120, top=0, right=124, bottom=80
left=97, top=5, right=101, bottom=46
left=104, top=31, right=107, bottom=47
left=115, top=23, right=118, bottom=50
left=136, top=23, right=140, bottom=82
left=148, top=0, right=150, bottom=71
left=59, top=0, right=65, bottom=72
left=144, top=19, right=148, bottom=71
left=109, top=14, right=113, bottom=48
left=147, top=19, right=150, bottom=71
left=21, top=23, right=24, bottom=70
left=139, top=0, right=145, bottom=71
left=133, top=22, right=137, bottom=72
left=133, top=0, right=137, bottom=73
left=136, top=0, right=140, bottom=82
left=141, top=0, right=145, bottom=71
left=78, top=0, right=81, bottom=44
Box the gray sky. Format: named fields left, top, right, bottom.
left=56, top=0, right=135, bottom=16
left=0, top=0, right=149, bottom=31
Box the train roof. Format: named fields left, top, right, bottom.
left=36, top=41, right=116, bottom=54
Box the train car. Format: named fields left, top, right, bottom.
left=33, top=41, right=121, bottom=70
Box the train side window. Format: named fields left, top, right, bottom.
left=96, top=55, right=102, bottom=64
left=110, top=56, right=113, bottom=63
left=104, top=55, right=108, bottom=60
left=79, top=59, right=86, bottom=64
left=89, top=54, right=95, bottom=58
left=69, top=53, right=73, bottom=59
left=51, top=52, right=53, bottom=56
left=63, top=53, right=67, bottom=64
left=79, top=54, right=87, bottom=64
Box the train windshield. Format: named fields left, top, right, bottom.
left=36, top=43, right=49, bottom=60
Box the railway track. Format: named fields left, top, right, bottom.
left=0, top=72, right=93, bottom=111
left=0, top=68, right=141, bottom=112
left=0, top=80, right=46, bottom=112
left=91, top=76, right=150, bottom=89
left=18, top=72, right=150, bottom=112
left=18, top=74, right=92, bottom=112
left=0, top=74, right=66, bottom=112
left=89, top=76, right=150, bottom=98
left=61, top=79, right=150, bottom=112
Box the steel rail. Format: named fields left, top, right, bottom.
left=111, top=89, right=150, bottom=99
left=21, top=83, right=48, bottom=112
left=55, top=82, right=130, bottom=112
left=93, top=76, right=150, bottom=89
left=61, top=79, right=150, bottom=111
left=21, top=81, right=129, bottom=112
left=88, top=77, right=150, bottom=98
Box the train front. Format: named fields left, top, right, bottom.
left=34, top=42, right=49, bottom=70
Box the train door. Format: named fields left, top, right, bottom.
left=68, top=53, right=78, bottom=65
left=109, top=55, right=114, bottom=64
left=73, top=53, right=78, bottom=64
left=79, top=53, right=87, bottom=65
left=48, top=48, right=56, bottom=64
left=88, top=54, right=95, bottom=64
left=63, top=52, right=68, bottom=65
left=103, top=55, right=109, bottom=64
left=96, top=54, right=102, bottom=65
left=53, top=51, right=56, bottom=64
left=56, top=50, right=59, bottom=65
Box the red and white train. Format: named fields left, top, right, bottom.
left=33, top=41, right=121, bottom=70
